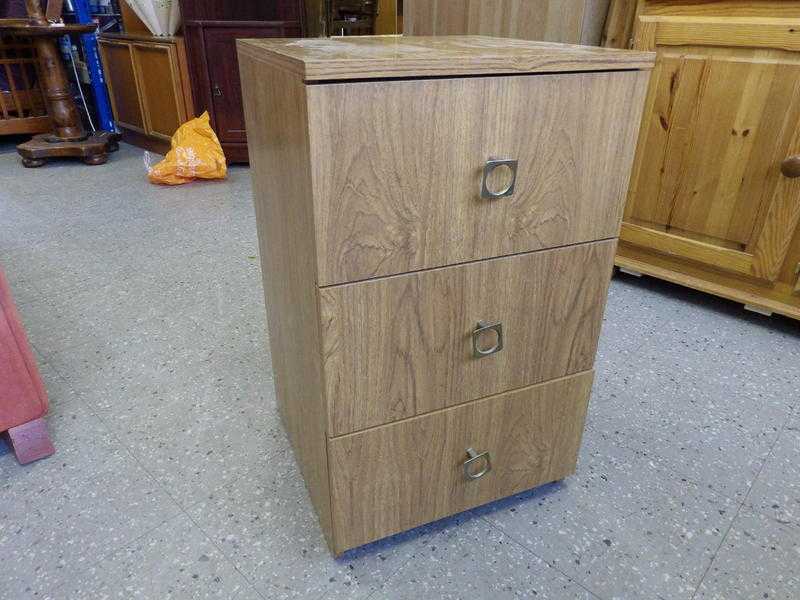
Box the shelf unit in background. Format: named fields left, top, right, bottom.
left=97, top=0, right=194, bottom=153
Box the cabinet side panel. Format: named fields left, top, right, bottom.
left=238, top=51, right=333, bottom=547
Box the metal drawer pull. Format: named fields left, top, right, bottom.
left=463, top=447, right=492, bottom=480
left=481, top=158, right=518, bottom=199
left=472, top=320, right=503, bottom=358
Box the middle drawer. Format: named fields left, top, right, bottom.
left=320, top=239, right=615, bottom=436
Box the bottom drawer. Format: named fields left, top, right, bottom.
left=327, top=370, right=594, bottom=553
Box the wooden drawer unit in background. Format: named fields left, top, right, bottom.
left=238, top=36, right=654, bottom=554
left=615, top=1, right=800, bottom=319
left=98, top=33, right=194, bottom=154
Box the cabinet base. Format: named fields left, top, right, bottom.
left=615, top=249, right=800, bottom=321
left=17, top=131, right=121, bottom=168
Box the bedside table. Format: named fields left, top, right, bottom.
left=238, top=35, right=655, bottom=555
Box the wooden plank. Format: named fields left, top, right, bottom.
left=98, top=39, right=147, bottom=133
left=2, top=62, right=24, bottom=116
left=620, top=222, right=754, bottom=276
left=237, top=36, right=656, bottom=82
left=645, top=16, right=800, bottom=51
left=602, top=0, right=641, bottom=48
left=640, top=1, right=800, bottom=18
left=0, top=114, right=50, bottom=134
left=794, top=263, right=800, bottom=295
left=174, top=36, right=195, bottom=119
left=404, top=0, right=586, bottom=44
left=238, top=51, right=334, bottom=549
left=320, top=241, right=614, bottom=436
left=749, top=71, right=800, bottom=281
left=616, top=243, right=800, bottom=319
left=0, top=86, right=9, bottom=120
left=132, top=42, right=185, bottom=139
left=582, top=0, right=614, bottom=46
left=328, top=370, right=594, bottom=554
left=307, top=70, right=650, bottom=285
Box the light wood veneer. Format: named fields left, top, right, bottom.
left=307, top=71, right=648, bottom=285
left=329, top=371, right=594, bottom=553
left=404, top=0, right=587, bottom=43
left=321, top=241, right=616, bottom=436
left=237, top=35, right=655, bottom=81
left=239, top=35, right=653, bottom=555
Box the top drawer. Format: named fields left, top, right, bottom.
left=307, top=70, right=649, bottom=286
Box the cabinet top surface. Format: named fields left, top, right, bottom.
left=236, top=35, right=655, bottom=81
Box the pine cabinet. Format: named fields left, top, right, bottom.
left=618, top=1, right=800, bottom=319
left=238, top=35, right=653, bottom=554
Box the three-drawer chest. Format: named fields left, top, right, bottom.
left=238, top=35, right=655, bottom=555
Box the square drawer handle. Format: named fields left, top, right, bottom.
left=463, top=447, right=492, bottom=480
left=481, top=158, right=518, bottom=199
left=472, top=320, right=503, bottom=358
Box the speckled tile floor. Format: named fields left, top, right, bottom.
left=1, top=141, right=799, bottom=600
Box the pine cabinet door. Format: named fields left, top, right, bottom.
left=131, top=42, right=186, bottom=141
left=622, top=16, right=800, bottom=282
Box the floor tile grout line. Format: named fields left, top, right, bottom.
left=688, top=416, right=791, bottom=600
left=583, top=425, right=747, bottom=506
left=37, top=510, right=188, bottom=599
left=584, top=422, right=769, bottom=507
left=687, top=497, right=746, bottom=600
left=359, top=551, right=421, bottom=600
left=67, top=366, right=267, bottom=599
left=22, top=266, right=262, bottom=361
left=87, top=378, right=273, bottom=598
left=477, top=514, right=607, bottom=600
left=39, top=325, right=274, bottom=524
left=179, top=499, right=271, bottom=600
left=39, top=347, right=207, bottom=512
left=739, top=418, right=791, bottom=509
left=80, top=382, right=251, bottom=520
left=38, top=349, right=251, bottom=590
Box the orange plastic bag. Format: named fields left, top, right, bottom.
left=147, top=112, right=227, bottom=185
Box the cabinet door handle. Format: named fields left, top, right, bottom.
left=212, top=84, right=223, bottom=97
left=463, top=448, right=492, bottom=480
left=481, top=158, right=518, bottom=199
left=472, top=321, right=503, bottom=358
left=781, top=156, right=800, bottom=178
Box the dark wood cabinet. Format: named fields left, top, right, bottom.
left=179, top=0, right=304, bottom=163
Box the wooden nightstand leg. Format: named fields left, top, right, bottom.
left=7, top=418, right=55, bottom=465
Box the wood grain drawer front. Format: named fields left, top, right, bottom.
left=328, top=370, right=594, bottom=553
left=307, top=70, right=649, bottom=286
left=320, top=240, right=614, bottom=436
